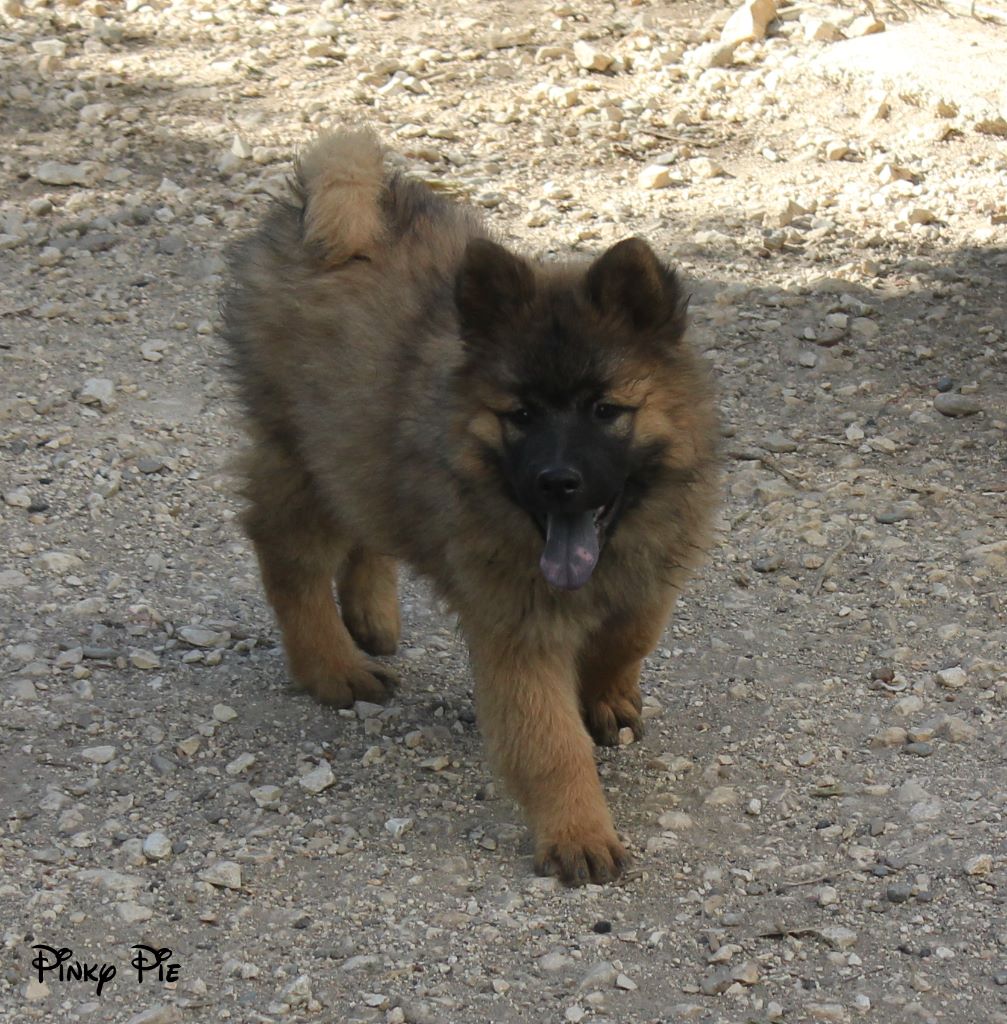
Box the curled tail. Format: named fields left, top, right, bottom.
left=295, top=129, right=385, bottom=266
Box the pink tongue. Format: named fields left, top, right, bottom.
left=539, top=512, right=600, bottom=590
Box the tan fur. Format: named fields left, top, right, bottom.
left=297, top=129, right=386, bottom=265
left=223, top=129, right=720, bottom=885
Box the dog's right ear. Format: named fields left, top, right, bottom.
left=455, top=239, right=536, bottom=342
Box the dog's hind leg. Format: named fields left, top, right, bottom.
left=577, top=593, right=675, bottom=747
left=242, top=443, right=398, bottom=707
left=337, top=546, right=400, bottom=656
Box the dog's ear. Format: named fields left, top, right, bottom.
left=456, top=239, right=536, bottom=340
left=586, top=238, right=686, bottom=339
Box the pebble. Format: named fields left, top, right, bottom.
left=226, top=752, right=256, bottom=775
left=299, top=763, right=336, bottom=793
left=180, top=626, right=227, bottom=648
left=125, top=1007, right=182, bottom=1024
left=934, top=393, right=981, bottom=417
left=78, top=378, right=117, bottom=411
left=935, top=665, right=967, bottom=689
left=129, top=648, right=161, bottom=670
left=615, top=973, right=638, bottom=991
left=579, top=962, right=617, bottom=990
left=250, top=785, right=282, bottom=809
left=35, top=161, right=97, bottom=187
left=721, top=0, right=777, bottom=47
left=639, top=165, right=672, bottom=190
left=3, top=486, right=33, bottom=508
left=82, top=745, right=116, bottom=764
left=142, top=831, right=172, bottom=860
left=963, top=854, right=993, bottom=876
left=199, top=860, right=242, bottom=890
left=212, top=703, right=238, bottom=722
left=573, top=41, right=613, bottom=72
left=385, top=817, right=413, bottom=839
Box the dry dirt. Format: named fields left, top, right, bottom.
left=1, top=1, right=1006, bottom=1023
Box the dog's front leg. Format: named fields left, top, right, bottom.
left=464, top=621, right=627, bottom=885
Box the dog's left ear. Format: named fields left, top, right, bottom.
left=456, top=238, right=536, bottom=343
left=586, top=238, right=686, bottom=339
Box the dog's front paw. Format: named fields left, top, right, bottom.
left=296, top=657, right=399, bottom=708
left=583, top=691, right=644, bottom=747
left=534, top=825, right=627, bottom=886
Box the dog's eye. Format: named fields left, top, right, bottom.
left=592, top=402, right=623, bottom=422
left=504, top=407, right=533, bottom=427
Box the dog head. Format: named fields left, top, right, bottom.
left=454, top=236, right=711, bottom=591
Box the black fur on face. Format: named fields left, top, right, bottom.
left=454, top=237, right=689, bottom=589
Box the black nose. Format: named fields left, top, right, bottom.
left=537, top=466, right=583, bottom=502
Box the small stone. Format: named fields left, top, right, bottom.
left=199, top=860, right=242, bottom=890
left=942, top=716, right=977, bottom=743
left=82, top=745, right=115, bottom=764
left=934, top=393, right=981, bottom=417
left=820, top=926, right=858, bottom=950
left=129, top=648, right=161, bottom=670
left=686, top=40, right=737, bottom=69
left=615, top=973, right=638, bottom=991
left=732, top=961, right=759, bottom=985
left=299, top=762, right=336, bottom=793
left=907, top=207, right=937, bottom=226
left=720, top=0, right=777, bottom=47
left=936, top=666, right=967, bottom=689
left=3, top=486, right=33, bottom=509
left=689, top=157, right=724, bottom=179
left=817, top=885, right=838, bottom=907
left=142, top=831, right=172, bottom=860
left=579, top=962, right=617, bottom=990
left=705, top=786, right=738, bottom=807
left=807, top=1004, right=847, bottom=1023
left=638, top=165, right=672, bottom=190
left=539, top=951, right=573, bottom=972
left=824, top=141, right=849, bottom=161
left=78, top=378, right=117, bottom=411
left=179, top=626, right=226, bottom=648
left=699, top=966, right=734, bottom=995
left=870, top=726, right=907, bottom=749
left=964, top=854, right=993, bottom=876
left=798, top=350, right=818, bottom=368
left=385, top=817, right=413, bottom=839
left=35, top=161, right=97, bottom=187
left=887, top=882, right=913, bottom=903
left=251, top=785, right=282, bottom=809
left=573, top=41, right=613, bottom=72
left=804, top=17, right=844, bottom=42
left=226, top=753, right=256, bottom=775
left=117, top=901, right=153, bottom=923
left=125, top=1008, right=183, bottom=1024
left=212, top=703, right=238, bottom=722
left=848, top=15, right=884, bottom=36
left=38, top=551, right=82, bottom=573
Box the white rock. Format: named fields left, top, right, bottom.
left=199, top=860, right=242, bottom=890
left=638, top=165, right=672, bottom=190
left=212, top=703, right=238, bottom=722
left=615, top=973, right=638, bottom=991
left=82, top=745, right=116, bottom=764
left=78, top=377, right=117, bottom=410
left=936, top=665, right=967, bottom=689
left=848, top=15, right=884, bottom=37
left=35, top=161, right=98, bottom=187
left=38, top=551, right=82, bottom=573
left=117, top=900, right=153, bottom=923
left=250, top=785, right=282, bottom=809
left=226, top=753, right=256, bottom=775
left=963, top=854, right=993, bottom=876
left=689, top=157, right=724, bottom=178
left=573, top=41, right=613, bottom=72
left=143, top=831, right=172, bottom=860
left=803, top=17, right=844, bottom=43
left=129, top=649, right=161, bottom=670
left=299, top=762, right=335, bottom=793
left=721, top=0, right=777, bottom=47
left=3, top=487, right=32, bottom=508
left=385, top=817, right=413, bottom=839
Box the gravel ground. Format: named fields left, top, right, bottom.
left=1, top=1, right=1006, bottom=1023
